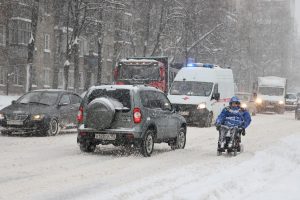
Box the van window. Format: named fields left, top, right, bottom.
left=213, top=84, right=218, bottom=94
left=258, top=87, right=284, bottom=96
left=170, top=81, right=213, bottom=96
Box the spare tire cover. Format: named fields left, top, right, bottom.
left=86, top=97, right=118, bottom=130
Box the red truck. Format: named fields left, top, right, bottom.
left=114, top=57, right=170, bottom=93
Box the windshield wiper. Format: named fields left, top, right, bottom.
left=28, top=101, right=50, bottom=106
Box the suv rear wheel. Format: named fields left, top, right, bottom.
left=171, top=127, right=186, bottom=150
left=140, top=129, right=154, bottom=157
left=80, top=142, right=96, bottom=153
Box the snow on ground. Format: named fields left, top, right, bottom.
left=0, top=110, right=299, bottom=200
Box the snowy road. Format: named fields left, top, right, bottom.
left=0, top=112, right=300, bottom=200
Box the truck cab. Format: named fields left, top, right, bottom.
left=114, top=57, right=168, bottom=93
left=168, top=63, right=234, bottom=127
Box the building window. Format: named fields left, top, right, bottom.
left=0, top=66, right=6, bottom=85
left=13, top=66, right=24, bottom=86
left=68, top=70, right=74, bottom=89
left=44, top=0, right=50, bottom=15
left=79, top=72, right=84, bottom=89
left=0, top=25, right=5, bottom=46
left=44, top=68, right=51, bottom=87
left=9, top=19, right=31, bottom=45
left=44, top=34, right=50, bottom=52
left=58, top=70, right=63, bottom=88
left=91, top=73, right=94, bottom=85
left=31, top=68, right=37, bottom=86
left=79, top=39, right=83, bottom=57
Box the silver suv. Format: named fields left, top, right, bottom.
left=77, top=85, right=186, bottom=157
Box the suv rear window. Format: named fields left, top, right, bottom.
left=87, top=89, right=131, bottom=109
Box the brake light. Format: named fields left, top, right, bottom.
left=133, top=108, right=142, bottom=123
left=77, top=106, right=83, bottom=123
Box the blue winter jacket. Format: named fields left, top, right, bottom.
left=216, top=106, right=252, bottom=128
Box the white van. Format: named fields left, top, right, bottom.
left=168, top=63, right=234, bottom=127
left=255, top=76, right=287, bottom=114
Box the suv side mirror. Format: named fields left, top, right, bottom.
left=12, top=100, right=16, bottom=104
left=213, top=93, right=220, bottom=101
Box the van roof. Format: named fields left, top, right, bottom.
left=174, top=67, right=233, bottom=82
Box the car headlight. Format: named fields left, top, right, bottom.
left=255, top=98, right=262, bottom=104
left=278, top=100, right=284, bottom=105
left=197, top=103, right=206, bottom=109
left=293, top=102, right=297, bottom=105
left=31, top=114, right=45, bottom=121
left=241, top=103, right=247, bottom=108
left=0, top=113, right=5, bottom=120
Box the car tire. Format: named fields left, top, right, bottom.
left=140, top=129, right=154, bottom=157
left=80, top=142, right=96, bottom=153
left=201, top=112, right=212, bottom=127
left=46, top=118, right=60, bottom=136
left=233, top=149, right=237, bottom=156
left=277, top=108, right=285, bottom=114
left=171, top=127, right=186, bottom=150
left=217, top=150, right=222, bottom=156
left=0, top=130, right=11, bottom=136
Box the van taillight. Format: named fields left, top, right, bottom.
left=133, top=108, right=142, bottom=123
left=77, top=106, right=83, bottom=123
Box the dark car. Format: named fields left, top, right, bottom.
left=0, top=89, right=82, bottom=136
left=285, top=93, right=298, bottom=111
left=77, top=85, right=187, bottom=157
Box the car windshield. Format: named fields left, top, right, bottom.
left=258, top=87, right=284, bottom=96
left=170, top=81, right=213, bottom=96
left=87, top=89, right=131, bottom=110
left=286, top=94, right=297, bottom=99
left=118, top=64, right=160, bottom=80
left=236, top=94, right=251, bottom=101
left=17, top=92, right=59, bottom=105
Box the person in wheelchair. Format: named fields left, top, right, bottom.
left=215, top=96, right=252, bottom=152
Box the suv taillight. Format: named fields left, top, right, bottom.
left=77, top=106, right=83, bottom=123
left=133, top=108, right=142, bottom=123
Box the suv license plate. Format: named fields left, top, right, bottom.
left=179, top=111, right=189, bottom=116
left=95, top=134, right=116, bottom=140
left=7, top=120, right=23, bottom=125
